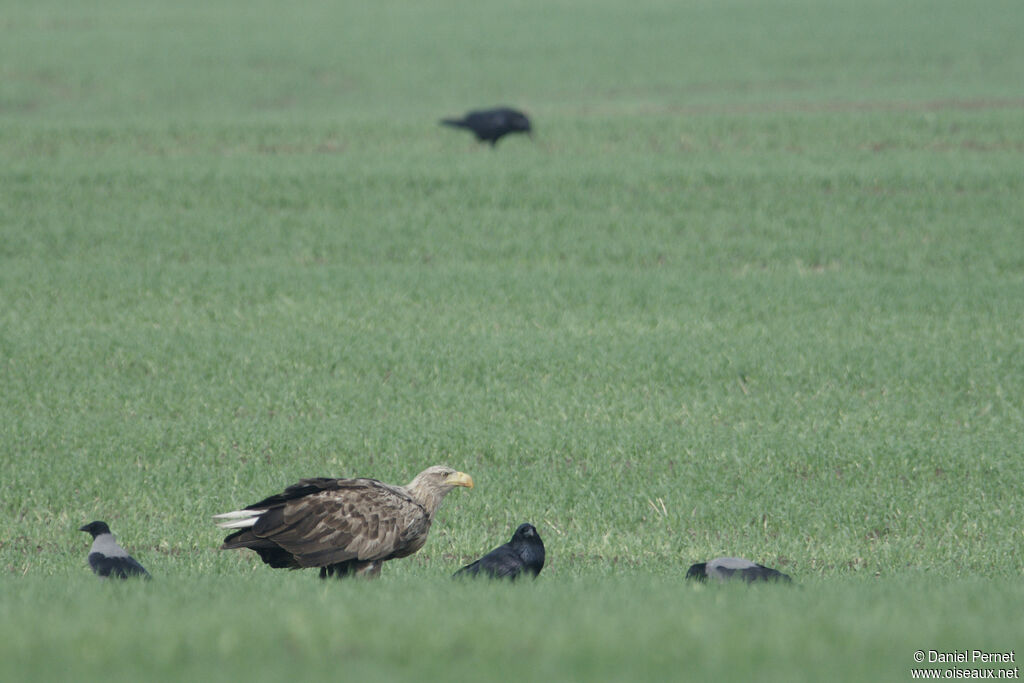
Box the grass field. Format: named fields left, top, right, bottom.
left=2, top=0, right=1023, bottom=680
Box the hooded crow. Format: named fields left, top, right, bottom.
left=453, top=523, right=545, bottom=580
left=440, top=107, right=533, bottom=146
left=685, top=557, right=791, bottom=583
left=79, top=521, right=151, bottom=579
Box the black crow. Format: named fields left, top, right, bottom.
left=685, top=557, right=791, bottom=583
left=440, top=107, right=532, bottom=146
left=79, top=521, right=151, bottom=579
left=453, top=523, right=545, bottom=580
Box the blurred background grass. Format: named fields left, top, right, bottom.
left=1, top=0, right=1023, bottom=680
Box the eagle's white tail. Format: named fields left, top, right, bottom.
left=213, top=509, right=266, bottom=529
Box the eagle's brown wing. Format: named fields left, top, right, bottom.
left=244, top=478, right=431, bottom=568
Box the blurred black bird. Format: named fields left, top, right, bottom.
left=80, top=521, right=151, bottom=579
left=440, top=107, right=532, bottom=146
left=685, top=557, right=791, bottom=583
left=454, top=523, right=545, bottom=580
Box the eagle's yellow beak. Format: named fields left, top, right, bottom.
left=447, top=471, right=474, bottom=489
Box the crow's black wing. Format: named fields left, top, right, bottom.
left=454, top=544, right=526, bottom=579
left=88, top=552, right=150, bottom=579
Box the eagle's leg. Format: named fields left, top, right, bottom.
left=320, top=560, right=382, bottom=579
left=356, top=561, right=382, bottom=578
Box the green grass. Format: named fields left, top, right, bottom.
left=3, top=575, right=1022, bottom=682
left=2, top=0, right=1023, bottom=680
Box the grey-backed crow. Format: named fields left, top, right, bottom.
left=80, top=521, right=151, bottom=579
left=686, top=557, right=790, bottom=583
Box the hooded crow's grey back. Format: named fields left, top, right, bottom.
left=453, top=523, right=545, bottom=580
left=686, top=557, right=790, bottom=583
left=440, top=107, right=532, bottom=146
left=79, top=521, right=151, bottom=579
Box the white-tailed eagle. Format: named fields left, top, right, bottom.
left=215, top=465, right=473, bottom=578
